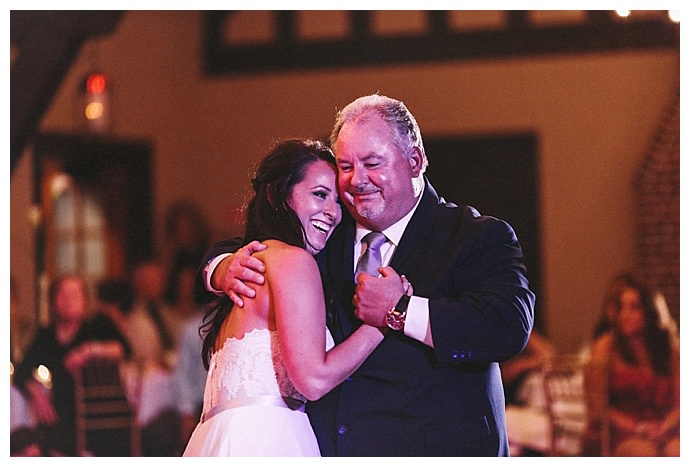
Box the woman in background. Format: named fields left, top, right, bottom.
left=584, top=273, right=679, bottom=456
left=13, top=275, right=131, bottom=456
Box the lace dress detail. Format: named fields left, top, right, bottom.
left=184, top=327, right=332, bottom=456
left=202, top=328, right=305, bottom=418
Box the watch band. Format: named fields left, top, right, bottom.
left=395, top=294, right=410, bottom=313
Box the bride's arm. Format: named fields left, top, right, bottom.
left=270, top=246, right=384, bottom=401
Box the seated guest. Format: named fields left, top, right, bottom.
left=126, top=259, right=182, bottom=456
left=96, top=278, right=135, bottom=344
left=501, top=329, right=555, bottom=455
left=584, top=273, right=680, bottom=456
left=13, top=274, right=131, bottom=456
left=127, top=259, right=179, bottom=369
left=502, top=329, right=555, bottom=407
left=579, top=272, right=638, bottom=362
left=169, top=265, right=208, bottom=453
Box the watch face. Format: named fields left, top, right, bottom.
left=386, top=311, right=405, bottom=331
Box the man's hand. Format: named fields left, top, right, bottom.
left=354, top=266, right=409, bottom=327
left=211, top=241, right=267, bottom=307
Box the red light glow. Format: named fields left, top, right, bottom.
left=86, top=73, right=108, bottom=94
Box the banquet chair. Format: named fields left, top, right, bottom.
left=74, top=358, right=140, bottom=456
left=541, top=354, right=589, bottom=456
left=581, top=357, right=611, bottom=456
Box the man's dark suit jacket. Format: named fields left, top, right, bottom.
left=196, top=178, right=535, bottom=456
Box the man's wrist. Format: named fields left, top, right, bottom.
left=205, top=253, right=231, bottom=294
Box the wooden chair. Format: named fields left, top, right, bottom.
left=541, top=354, right=589, bottom=456
left=74, top=358, right=140, bottom=456
left=581, top=357, right=611, bottom=456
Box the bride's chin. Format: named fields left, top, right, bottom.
left=306, top=242, right=323, bottom=256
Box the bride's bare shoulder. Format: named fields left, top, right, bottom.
left=258, top=239, right=312, bottom=266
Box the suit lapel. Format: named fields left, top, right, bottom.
left=389, top=179, right=439, bottom=273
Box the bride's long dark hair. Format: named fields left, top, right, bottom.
left=199, top=138, right=337, bottom=369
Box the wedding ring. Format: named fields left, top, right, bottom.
left=401, top=275, right=411, bottom=295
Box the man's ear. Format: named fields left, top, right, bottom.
left=408, top=147, right=424, bottom=177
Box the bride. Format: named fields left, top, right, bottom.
left=183, top=139, right=392, bottom=456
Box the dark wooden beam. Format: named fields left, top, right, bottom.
left=204, top=11, right=679, bottom=76
left=10, top=11, right=124, bottom=175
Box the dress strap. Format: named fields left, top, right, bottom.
left=201, top=396, right=306, bottom=423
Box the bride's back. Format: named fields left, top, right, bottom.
left=214, top=239, right=304, bottom=347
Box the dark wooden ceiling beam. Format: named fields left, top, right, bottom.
left=204, top=11, right=679, bottom=75
left=10, top=11, right=124, bottom=175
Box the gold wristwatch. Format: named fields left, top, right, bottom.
left=386, top=294, right=410, bottom=331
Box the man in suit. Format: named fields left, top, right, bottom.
left=197, top=94, right=535, bottom=456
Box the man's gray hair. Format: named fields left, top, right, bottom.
left=330, top=94, right=428, bottom=173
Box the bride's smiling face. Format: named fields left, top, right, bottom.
left=288, top=159, right=342, bottom=255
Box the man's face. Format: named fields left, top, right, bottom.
left=334, top=116, right=422, bottom=231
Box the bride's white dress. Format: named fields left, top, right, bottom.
left=183, top=328, right=334, bottom=456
